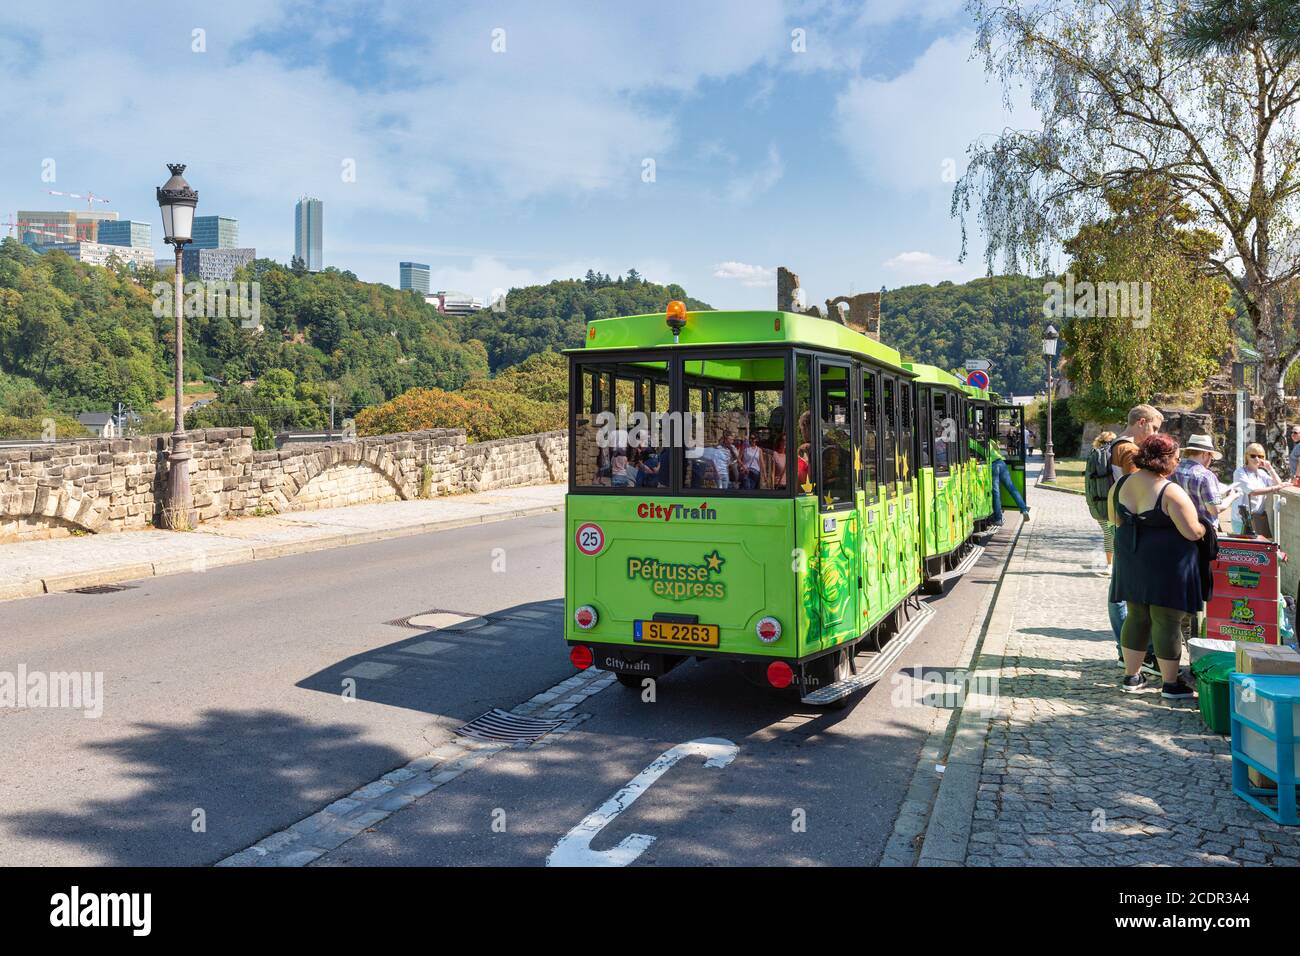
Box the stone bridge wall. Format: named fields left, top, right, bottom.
left=0, top=427, right=567, bottom=543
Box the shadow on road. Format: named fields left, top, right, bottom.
left=3, top=708, right=408, bottom=866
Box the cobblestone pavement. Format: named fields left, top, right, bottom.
left=960, top=483, right=1300, bottom=867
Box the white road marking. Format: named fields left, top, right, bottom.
left=546, top=737, right=739, bottom=868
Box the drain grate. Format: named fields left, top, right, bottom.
left=386, top=609, right=496, bottom=630
left=69, top=584, right=137, bottom=595
left=454, top=708, right=566, bottom=744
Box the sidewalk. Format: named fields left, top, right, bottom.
left=0, top=483, right=564, bottom=602
left=916, top=475, right=1300, bottom=866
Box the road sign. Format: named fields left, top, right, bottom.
left=967, top=370, right=990, bottom=389
left=964, top=359, right=991, bottom=372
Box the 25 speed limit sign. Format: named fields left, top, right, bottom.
left=575, top=523, right=606, bottom=556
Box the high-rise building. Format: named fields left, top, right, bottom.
left=191, top=216, right=238, bottom=250
left=294, top=197, right=322, bottom=272
left=182, top=246, right=257, bottom=281
left=17, top=209, right=118, bottom=245
left=400, top=261, right=431, bottom=293
left=96, top=220, right=153, bottom=249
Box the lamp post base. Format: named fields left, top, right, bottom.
left=1042, top=445, right=1057, bottom=483
left=161, top=432, right=196, bottom=531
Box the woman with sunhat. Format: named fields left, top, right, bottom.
left=1233, top=442, right=1284, bottom=537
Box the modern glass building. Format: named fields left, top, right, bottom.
left=96, top=219, right=153, bottom=249
left=294, top=197, right=323, bottom=272
left=17, top=209, right=118, bottom=245
left=191, top=216, right=238, bottom=250
left=400, top=261, right=431, bottom=293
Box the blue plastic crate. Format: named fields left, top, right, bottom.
left=1230, top=673, right=1300, bottom=824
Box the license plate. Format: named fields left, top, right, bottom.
left=633, top=620, right=720, bottom=648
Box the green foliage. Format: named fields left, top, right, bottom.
left=882, top=275, right=1046, bottom=396
left=1059, top=178, right=1234, bottom=423
left=1035, top=398, right=1085, bottom=460
left=456, top=271, right=711, bottom=372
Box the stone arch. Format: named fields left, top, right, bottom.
left=286, top=457, right=408, bottom=511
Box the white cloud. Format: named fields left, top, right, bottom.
left=834, top=31, right=1037, bottom=194
left=713, top=261, right=776, bottom=287
left=882, top=250, right=965, bottom=282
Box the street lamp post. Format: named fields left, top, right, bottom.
left=156, top=164, right=198, bottom=530
left=1042, top=323, right=1060, bottom=483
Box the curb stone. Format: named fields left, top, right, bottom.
left=917, top=516, right=1032, bottom=866
left=881, top=518, right=1026, bottom=866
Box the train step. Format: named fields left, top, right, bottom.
left=922, top=543, right=985, bottom=593
left=800, top=601, right=937, bottom=705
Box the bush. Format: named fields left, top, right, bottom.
left=355, top=386, right=563, bottom=442
left=1036, top=397, right=1085, bottom=458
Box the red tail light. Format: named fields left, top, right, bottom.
left=570, top=645, right=594, bottom=670
left=766, top=661, right=794, bottom=689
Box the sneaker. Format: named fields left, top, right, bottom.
left=1161, top=680, right=1196, bottom=700
left=1021, top=509, right=1032, bottom=521
left=1122, top=673, right=1148, bottom=693
left=1140, top=655, right=1162, bottom=679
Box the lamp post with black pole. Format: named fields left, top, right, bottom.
left=156, top=164, right=198, bottom=530
left=1042, top=323, right=1059, bottom=483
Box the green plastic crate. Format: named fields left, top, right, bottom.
left=1193, top=651, right=1235, bottom=735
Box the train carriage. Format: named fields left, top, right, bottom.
left=565, top=303, right=998, bottom=705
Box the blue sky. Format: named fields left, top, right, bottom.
left=0, top=0, right=1036, bottom=309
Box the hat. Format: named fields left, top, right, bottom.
left=1182, top=434, right=1223, bottom=460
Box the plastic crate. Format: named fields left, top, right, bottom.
left=1230, top=674, right=1300, bottom=824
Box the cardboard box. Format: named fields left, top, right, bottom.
left=1235, top=642, right=1300, bottom=675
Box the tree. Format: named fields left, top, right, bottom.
left=953, top=0, right=1300, bottom=463
left=1175, top=0, right=1300, bottom=57
left=1059, top=177, right=1234, bottom=421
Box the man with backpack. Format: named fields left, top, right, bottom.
left=1087, top=404, right=1163, bottom=671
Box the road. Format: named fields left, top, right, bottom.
left=0, top=511, right=1016, bottom=866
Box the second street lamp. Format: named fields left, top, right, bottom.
left=1042, top=323, right=1060, bottom=483
left=156, top=163, right=198, bottom=530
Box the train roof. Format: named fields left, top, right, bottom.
left=902, top=361, right=968, bottom=390
left=573, top=309, right=911, bottom=374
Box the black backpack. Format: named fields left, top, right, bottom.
left=1084, top=436, right=1133, bottom=521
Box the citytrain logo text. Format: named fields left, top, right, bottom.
left=636, top=501, right=718, bottom=523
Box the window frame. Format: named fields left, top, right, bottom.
left=568, top=347, right=794, bottom=497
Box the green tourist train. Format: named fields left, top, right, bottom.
left=564, top=301, right=1025, bottom=706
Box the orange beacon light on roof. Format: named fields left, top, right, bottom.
left=665, top=300, right=687, bottom=343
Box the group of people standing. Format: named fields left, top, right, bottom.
left=1090, top=404, right=1291, bottom=700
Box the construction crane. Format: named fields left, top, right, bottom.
left=44, top=189, right=111, bottom=213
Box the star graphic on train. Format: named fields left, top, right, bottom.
left=801, top=478, right=815, bottom=494
left=704, top=549, right=725, bottom=572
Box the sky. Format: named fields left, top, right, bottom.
left=0, top=0, right=1038, bottom=310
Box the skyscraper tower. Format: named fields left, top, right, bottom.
left=294, top=196, right=322, bottom=272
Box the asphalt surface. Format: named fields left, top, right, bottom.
left=0, top=510, right=1016, bottom=866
